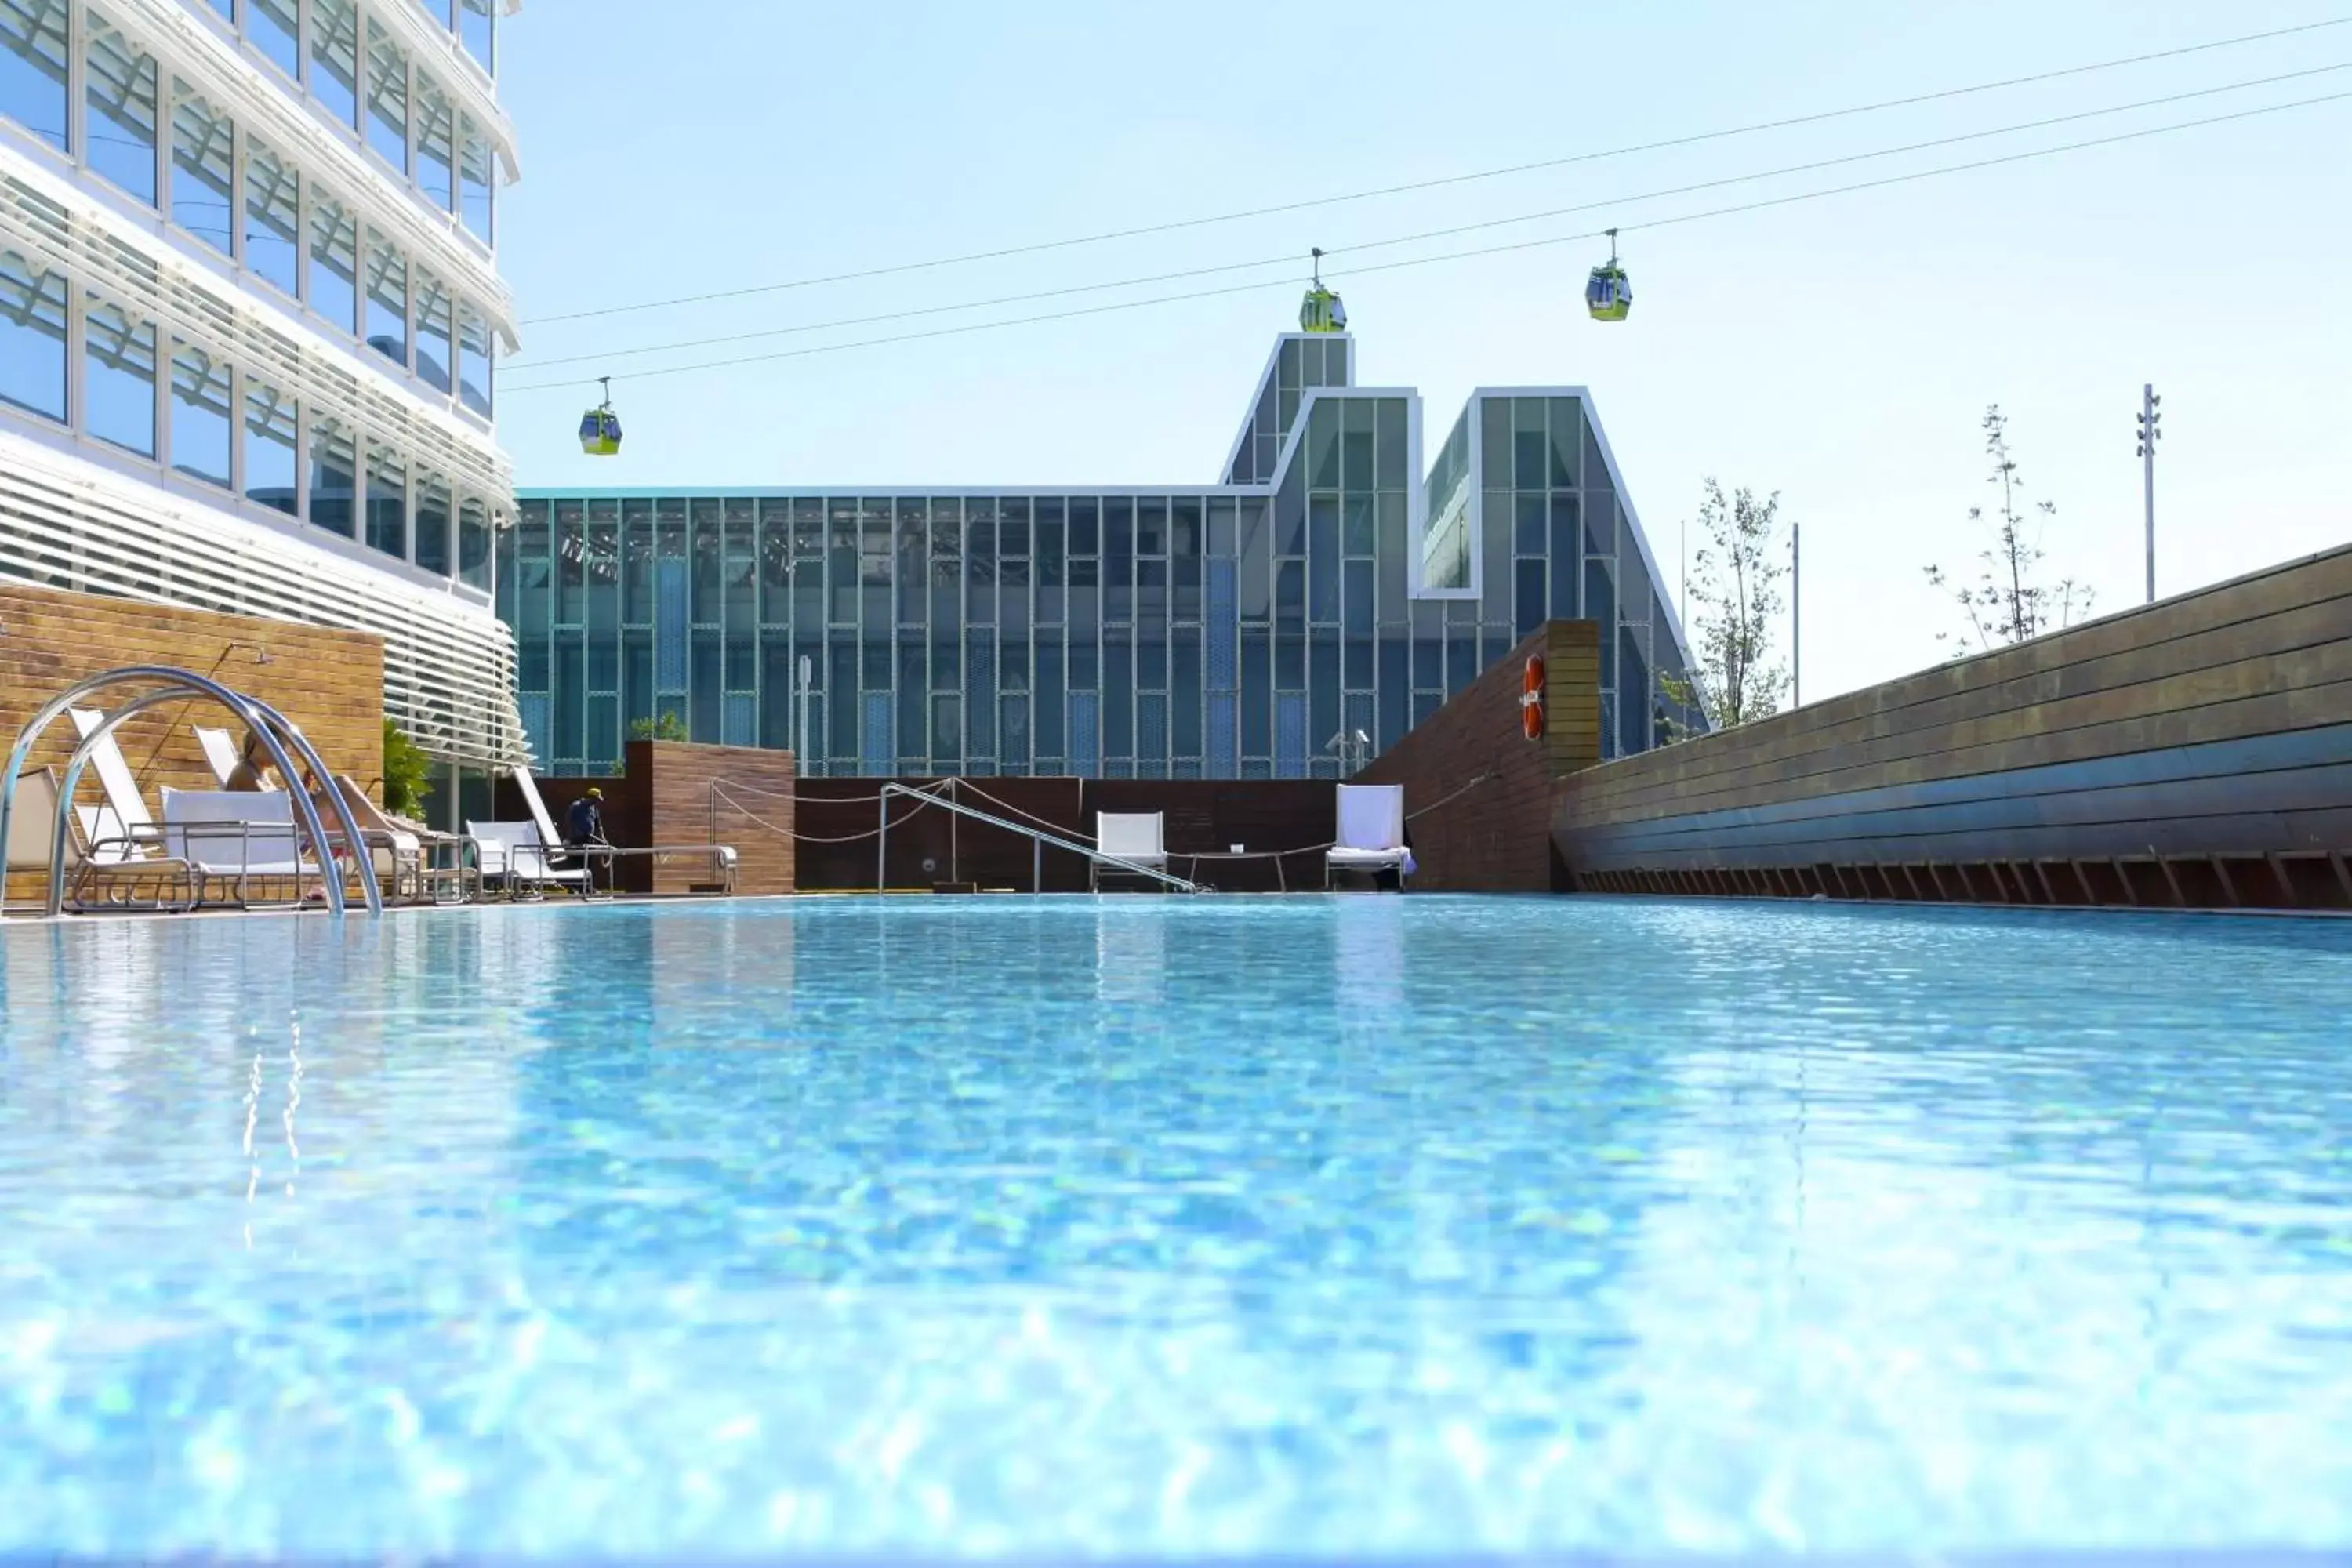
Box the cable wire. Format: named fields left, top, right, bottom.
left=504, top=87, right=2352, bottom=394
left=517, top=16, right=2352, bottom=328
left=508, top=60, right=2352, bottom=376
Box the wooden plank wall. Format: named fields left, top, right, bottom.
left=1554, top=544, right=2352, bottom=910
left=1354, top=619, right=1601, bottom=891
left=3, top=582, right=384, bottom=904
left=517, top=743, right=798, bottom=896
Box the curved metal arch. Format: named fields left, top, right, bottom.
left=1, top=666, right=383, bottom=920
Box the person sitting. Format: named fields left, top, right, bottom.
left=222, top=729, right=281, bottom=793
left=564, top=786, right=610, bottom=895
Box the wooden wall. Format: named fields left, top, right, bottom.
left=1353, top=620, right=1601, bottom=891
left=1554, top=544, right=2352, bottom=911
left=4, top=582, right=384, bottom=902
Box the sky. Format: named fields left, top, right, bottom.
left=492, top=0, right=2352, bottom=705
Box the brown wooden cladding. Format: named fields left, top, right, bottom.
left=1554, top=543, right=2352, bottom=908
left=3, top=582, right=384, bottom=904
left=1353, top=620, right=1601, bottom=891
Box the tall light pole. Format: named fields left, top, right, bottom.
left=796, top=654, right=814, bottom=778
left=1790, top=521, right=1802, bottom=709
left=2136, top=384, right=2162, bottom=604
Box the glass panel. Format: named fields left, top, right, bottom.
left=1548, top=397, right=1582, bottom=486
left=366, top=445, right=406, bottom=560
left=459, top=0, right=495, bottom=74
left=416, top=75, right=455, bottom=213
left=309, top=195, right=358, bottom=334
left=2, top=0, right=69, bottom=152
left=457, top=302, right=493, bottom=416
left=1514, top=396, right=1548, bottom=489
left=414, top=270, right=452, bottom=394
left=416, top=477, right=452, bottom=577
left=169, top=340, right=230, bottom=486
left=242, top=378, right=297, bottom=514
left=1341, top=396, right=1374, bottom=490
left=310, top=0, right=359, bottom=128
left=1515, top=493, right=1546, bottom=556
left=0, top=249, right=68, bottom=422
left=243, top=139, right=299, bottom=297
left=246, top=0, right=300, bottom=81
left=170, top=81, right=234, bottom=256
left=365, top=230, right=405, bottom=367
left=1306, top=398, right=1340, bottom=488
left=1480, top=396, right=1511, bottom=489
left=85, top=16, right=158, bottom=203
left=1376, top=398, right=1407, bottom=490
left=84, top=299, right=155, bottom=457
left=307, top=417, right=355, bottom=537
left=459, top=117, right=493, bottom=243
left=459, top=496, right=491, bottom=590
left=364, top=19, right=408, bottom=173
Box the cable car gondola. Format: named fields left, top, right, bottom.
left=1585, top=228, right=1632, bottom=323
left=579, top=376, right=623, bottom=456
left=1299, top=247, right=1347, bottom=334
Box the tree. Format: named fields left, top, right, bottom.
left=1658, top=478, right=1790, bottom=736
left=1923, top=405, right=2093, bottom=655
left=381, top=719, right=432, bottom=819
left=630, top=711, right=688, bottom=742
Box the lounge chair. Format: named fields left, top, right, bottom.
left=320, top=776, right=477, bottom=904
left=159, top=787, right=323, bottom=908
left=6, top=768, right=196, bottom=913
left=468, top=818, right=590, bottom=898
left=1326, top=784, right=1414, bottom=890
left=193, top=724, right=245, bottom=788
left=507, top=766, right=738, bottom=896
left=1091, top=811, right=1167, bottom=892
left=67, top=707, right=162, bottom=864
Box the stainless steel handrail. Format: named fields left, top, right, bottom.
left=876, top=783, right=1203, bottom=895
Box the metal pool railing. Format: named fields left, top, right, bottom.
left=875, top=783, right=1203, bottom=895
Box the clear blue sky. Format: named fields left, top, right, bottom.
left=493, top=1, right=2352, bottom=703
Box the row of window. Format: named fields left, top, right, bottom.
left=2, top=244, right=494, bottom=586
left=190, top=0, right=496, bottom=82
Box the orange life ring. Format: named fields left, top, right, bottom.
left=1520, top=653, right=1546, bottom=741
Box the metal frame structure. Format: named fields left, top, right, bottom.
left=0, top=664, right=382, bottom=918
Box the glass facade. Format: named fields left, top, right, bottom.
left=507, top=336, right=1700, bottom=778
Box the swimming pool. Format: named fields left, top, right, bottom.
left=2, top=895, right=2349, bottom=1560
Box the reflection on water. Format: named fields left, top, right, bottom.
left=0, top=898, right=2349, bottom=1559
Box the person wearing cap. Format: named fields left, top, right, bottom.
left=564, top=786, right=610, bottom=895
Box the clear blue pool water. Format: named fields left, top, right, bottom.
left=2, top=895, right=2350, bottom=1561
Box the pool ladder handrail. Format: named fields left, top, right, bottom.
left=0, top=666, right=383, bottom=920
left=876, top=782, right=1204, bottom=895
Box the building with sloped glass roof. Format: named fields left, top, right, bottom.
left=506, top=329, right=1699, bottom=779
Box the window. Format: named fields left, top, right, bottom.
left=459, top=495, right=491, bottom=590
left=413, top=270, right=452, bottom=393
left=415, top=476, right=451, bottom=576
left=244, top=139, right=299, bottom=297
left=308, top=416, right=354, bottom=535
left=170, top=82, right=235, bottom=256
left=198, top=0, right=230, bottom=20
left=2, top=0, right=67, bottom=152
left=82, top=299, right=157, bottom=457
left=309, top=194, right=358, bottom=332
left=246, top=0, right=299, bottom=82
left=457, top=301, right=492, bottom=416
left=459, top=0, right=494, bottom=74
left=243, top=377, right=297, bottom=515
left=366, top=445, right=405, bottom=559
left=457, top=117, right=492, bottom=244
left=0, top=249, right=67, bottom=421
left=363, top=230, right=405, bottom=367
left=84, top=16, right=158, bottom=204
left=364, top=19, right=408, bottom=173
left=169, top=341, right=231, bottom=486
left=310, top=0, right=358, bottom=128
left=416, top=75, right=454, bottom=212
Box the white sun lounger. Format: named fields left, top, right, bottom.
left=67, top=707, right=161, bottom=865
left=1091, top=811, right=1167, bottom=892
left=1327, top=784, right=1414, bottom=890
left=468, top=818, right=589, bottom=898
left=192, top=725, right=245, bottom=788
left=159, top=788, right=323, bottom=908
